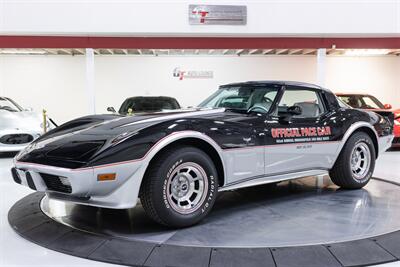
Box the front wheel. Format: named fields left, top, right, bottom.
left=330, top=132, right=375, bottom=189
left=140, top=146, right=218, bottom=228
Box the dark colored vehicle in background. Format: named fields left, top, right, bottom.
left=12, top=81, right=394, bottom=228
left=107, top=96, right=181, bottom=115
left=336, top=93, right=400, bottom=147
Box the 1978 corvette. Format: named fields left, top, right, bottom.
left=11, top=81, right=394, bottom=227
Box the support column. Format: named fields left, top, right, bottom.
left=85, top=48, right=96, bottom=114
left=316, top=48, right=327, bottom=188
left=316, top=48, right=327, bottom=87
left=0, top=56, right=4, bottom=96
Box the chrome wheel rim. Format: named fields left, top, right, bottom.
left=166, top=162, right=208, bottom=214
left=350, top=142, right=371, bottom=180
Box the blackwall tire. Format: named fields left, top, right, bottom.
left=140, top=146, right=218, bottom=228
left=330, top=132, right=375, bottom=189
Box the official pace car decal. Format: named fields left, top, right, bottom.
left=271, top=126, right=332, bottom=144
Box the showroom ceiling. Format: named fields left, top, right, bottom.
left=1, top=48, right=400, bottom=56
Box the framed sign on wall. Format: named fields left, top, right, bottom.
left=189, top=5, right=247, bottom=25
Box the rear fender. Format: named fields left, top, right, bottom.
left=331, top=122, right=379, bottom=168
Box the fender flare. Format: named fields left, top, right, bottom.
left=332, top=121, right=379, bottom=166
left=139, top=130, right=227, bottom=183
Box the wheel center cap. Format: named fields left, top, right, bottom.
left=181, top=184, right=188, bottom=191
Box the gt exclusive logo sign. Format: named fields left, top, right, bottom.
left=189, top=5, right=247, bottom=25
left=191, top=7, right=209, bottom=24
left=173, top=67, right=213, bottom=80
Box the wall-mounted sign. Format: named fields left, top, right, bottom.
left=189, top=5, right=247, bottom=25
left=173, top=67, right=213, bottom=80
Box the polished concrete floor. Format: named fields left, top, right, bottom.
left=1, top=150, right=400, bottom=266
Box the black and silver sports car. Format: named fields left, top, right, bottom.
left=11, top=81, right=394, bottom=227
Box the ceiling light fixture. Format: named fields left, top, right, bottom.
left=344, top=49, right=390, bottom=56
left=0, top=49, right=47, bottom=55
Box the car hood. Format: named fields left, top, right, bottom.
left=0, top=110, right=42, bottom=131
left=16, top=108, right=230, bottom=167
left=77, top=108, right=228, bottom=135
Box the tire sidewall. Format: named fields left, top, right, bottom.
left=152, top=147, right=218, bottom=227
left=344, top=133, right=375, bottom=185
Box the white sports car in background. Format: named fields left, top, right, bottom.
left=0, top=97, right=55, bottom=152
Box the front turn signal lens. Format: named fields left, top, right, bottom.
left=97, top=173, right=116, bottom=181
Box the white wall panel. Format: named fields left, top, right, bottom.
left=326, top=56, right=400, bottom=106
left=1, top=0, right=399, bottom=36
left=94, top=55, right=316, bottom=116
left=0, top=55, right=86, bottom=123
left=1, top=54, right=399, bottom=124
left=251, top=1, right=397, bottom=34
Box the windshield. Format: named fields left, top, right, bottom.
left=199, top=85, right=281, bottom=113
left=338, top=95, right=384, bottom=109
left=0, top=97, right=22, bottom=112
left=119, top=97, right=180, bottom=114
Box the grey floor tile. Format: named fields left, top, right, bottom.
left=375, top=231, right=400, bottom=259
left=327, top=239, right=396, bottom=267
left=90, top=238, right=156, bottom=266
left=50, top=230, right=106, bottom=257
left=210, top=247, right=275, bottom=267
left=272, top=245, right=341, bottom=267
left=144, top=245, right=211, bottom=267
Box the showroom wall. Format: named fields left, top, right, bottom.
left=0, top=55, right=87, bottom=121
left=1, top=0, right=399, bottom=36
left=94, top=55, right=316, bottom=116
left=326, top=56, right=400, bottom=106
left=1, top=54, right=400, bottom=124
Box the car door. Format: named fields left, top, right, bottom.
left=264, top=86, right=340, bottom=175
left=201, top=85, right=281, bottom=185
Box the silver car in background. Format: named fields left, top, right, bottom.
left=0, top=97, right=55, bottom=152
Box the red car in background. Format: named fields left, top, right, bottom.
left=336, top=93, right=400, bottom=148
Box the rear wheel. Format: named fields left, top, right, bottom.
left=140, top=146, right=218, bottom=228
left=330, top=132, right=375, bottom=189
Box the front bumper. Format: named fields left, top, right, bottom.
left=378, top=134, right=395, bottom=152
left=12, top=159, right=147, bottom=209
left=391, top=124, right=400, bottom=147
left=392, top=137, right=400, bottom=147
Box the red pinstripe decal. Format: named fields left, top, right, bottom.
left=16, top=131, right=194, bottom=171
left=74, top=131, right=186, bottom=171
left=16, top=132, right=341, bottom=171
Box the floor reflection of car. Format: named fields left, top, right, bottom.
left=336, top=93, right=400, bottom=148
left=107, top=96, right=181, bottom=115
left=0, top=96, right=55, bottom=152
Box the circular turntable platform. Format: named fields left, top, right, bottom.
left=9, top=177, right=400, bottom=267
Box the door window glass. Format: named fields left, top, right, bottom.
left=278, top=88, right=325, bottom=118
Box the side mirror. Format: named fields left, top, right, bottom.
left=384, top=104, right=392, bottom=110
left=107, top=107, right=116, bottom=113
left=24, top=107, right=33, bottom=112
